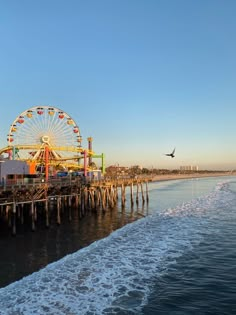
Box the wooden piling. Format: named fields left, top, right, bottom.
left=101, top=187, right=107, bottom=211
left=20, top=204, right=24, bottom=225
left=57, top=196, right=61, bottom=225
left=12, top=202, right=16, bottom=236
left=130, top=183, right=134, bottom=207
left=31, top=201, right=35, bottom=231
left=140, top=182, right=145, bottom=204
left=136, top=182, right=139, bottom=205
left=121, top=184, right=126, bottom=208
left=145, top=181, right=149, bottom=203
left=45, top=199, right=49, bottom=227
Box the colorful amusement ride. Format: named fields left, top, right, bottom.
left=0, top=105, right=105, bottom=181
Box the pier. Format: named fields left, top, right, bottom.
left=0, top=105, right=152, bottom=236
left=0, top=177, right=150, bottom=236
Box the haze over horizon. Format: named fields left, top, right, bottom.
left=0, top=0, right=236, bottom=171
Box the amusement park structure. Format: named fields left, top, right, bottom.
left=0, top=105, right=105, bottom=180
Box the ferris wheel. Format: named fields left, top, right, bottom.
left=6, top=105, right=83, bottom=168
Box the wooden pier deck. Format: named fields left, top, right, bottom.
left=0, top=177, right=151, bottom=236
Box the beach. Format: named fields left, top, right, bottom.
left=151, top=171, right=233, bottom=182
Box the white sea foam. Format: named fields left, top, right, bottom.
left=0, top=180, right=234, bottom=314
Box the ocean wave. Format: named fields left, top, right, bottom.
left=0, top=179, right=234, bottom=314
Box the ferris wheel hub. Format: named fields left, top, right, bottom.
left=41, top=135, right=50, bottom=144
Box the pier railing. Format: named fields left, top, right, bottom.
left=0, top=175, right=152, bottom=190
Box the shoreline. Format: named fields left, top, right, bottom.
left=150, top=172, right=235, bottom=182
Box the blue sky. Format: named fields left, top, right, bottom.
left=0, top=0, right=236, bottom=170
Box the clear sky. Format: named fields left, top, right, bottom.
left=0, top=0, right=236, bottom=170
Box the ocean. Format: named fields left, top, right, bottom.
left=0, top=176, right=236, bottom=314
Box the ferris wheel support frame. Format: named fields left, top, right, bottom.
left=0, top=144, right=105, bottom=178
left=43, top=149, right=105, bottom=180
left=84, top=150, right=87, bottom=177
left=45, top=145, right=49, bottom=181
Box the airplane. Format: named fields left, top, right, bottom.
left=165, top=148, right=175, bottom=158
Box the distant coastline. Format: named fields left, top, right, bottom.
left=151, top=172, right=235, bottom=182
